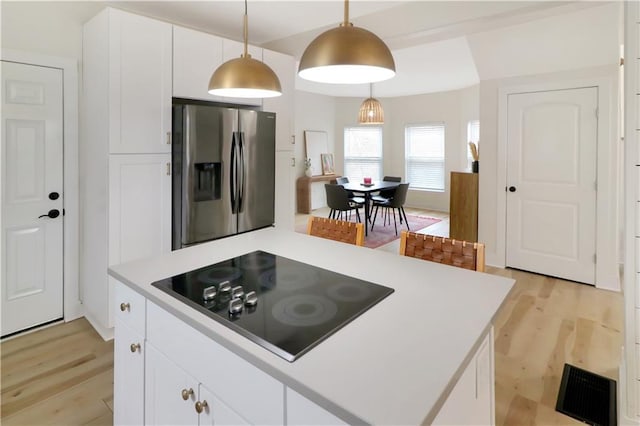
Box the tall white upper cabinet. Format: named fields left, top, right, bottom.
left=173, top=26, right=262, bottom=107
left=81, top=7, right=172, bottom=339
left=263, top=48, right=296, bottom=231
left=107, top=9, right=172, bottom=154
left=173, top=26, right=224, bottom=103
left=263, top=49, right=295, bottom=152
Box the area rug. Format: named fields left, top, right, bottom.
left=296, top=214, right=441, bottom=249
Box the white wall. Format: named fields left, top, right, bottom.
left=294, top=90, right=337, bottom=178
left=1, top=2, right=103, bottom=60
left=331, top=86, right=479, bottom=212
left=467, top=2, right=619, bottom=81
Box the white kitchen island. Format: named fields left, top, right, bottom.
left=108, top=227, right=514, bottom=425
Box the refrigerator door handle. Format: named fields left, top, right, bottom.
left=230, top=132, right=238, bottom=214
left=237, top=133, right=245, bottom=213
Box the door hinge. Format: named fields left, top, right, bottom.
left=166, top=131, right=171, bottom=145
left=593, top=253, right=597, bottom=263
left=291, top=157, right=295, bottom=167
left=595, top=108, right=599, bottom=119
left=166, top=162, right=171, bottom=176
left=594, top=181, right=597, bottom=191
left=291, top=134, right=295, bottom=145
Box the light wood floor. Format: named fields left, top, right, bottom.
left=1, top=319, right=114, bottom=425
left=1, top=208, right=623, bottom=425
left=488, top=266, right=622, bottom=425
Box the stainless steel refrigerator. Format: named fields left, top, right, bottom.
left=172, top=102, right=275, bottom=249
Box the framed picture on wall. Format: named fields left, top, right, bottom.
left=321, top=153, right=335, bottom=175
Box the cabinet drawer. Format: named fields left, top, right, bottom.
left=147, top=302, right=284, bottom=425
left=114, top=280, right=146, bottom=335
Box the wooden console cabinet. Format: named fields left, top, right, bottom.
left=449, top=172, right=478, bottom=242
left=296, top=175, right=339, bottom=214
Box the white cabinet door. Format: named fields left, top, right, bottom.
left=173, top=26, right=224, bottom=102
left=108, top=154, right=171, bottom=267
left=109, top=9, right=172, bottom=154
left=221, top=39, right=263, bottom=107
left=145, top=343, right=200, bottom=425
left=433, top=328, right=494, bottom=425
left=274, top=151, right=295, bottom=231
left=262, top=49, right=295, bottom=151
left=198, top=384, right=249, bottom=426
left=146, top=344, right=250, bottom=426
left=113, top=318, right=144, bottom=426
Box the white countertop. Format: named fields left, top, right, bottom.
left=109, top=227, right=514, bottom=425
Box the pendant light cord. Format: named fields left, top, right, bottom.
left=243, top=0, right=249, bottom=58
left=343, top=0, right=349, bottom=25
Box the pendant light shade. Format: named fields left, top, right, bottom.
left=298, top=0, right=395, bottom=84
left=208, top=1, right=281, bottom=98
left=358, top=84, right=384, bottom=124
left=209, top=56, right=282, bottom=98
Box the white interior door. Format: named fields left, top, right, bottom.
left=1, top=61, right=64, bottom=336
left=506, top=87, right=597, bottom=284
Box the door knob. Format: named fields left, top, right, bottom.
left=181, top=388, right=194, bottom=400
left=48, top=192, right=60, bottom=200
left=195, top=400, right=208, bottom=414
left=38, top=209, right=60, bottom=219
left=508, top=186, right=516, bottom=192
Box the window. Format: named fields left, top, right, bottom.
left=405, top=124, right=445, bottom=191
left=467, top=120, right=479, bottom=171
left=343, top=127, right=382, bottom=182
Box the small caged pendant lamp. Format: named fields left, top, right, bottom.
left=208, top=0, right=282, bottom=98
left=358, top=84, right=384, bottom=124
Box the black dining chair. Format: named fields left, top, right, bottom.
left=335, top=177, right=365, bottom=205
left=371, top=176, right=402, bottom=204
left=371, top=183, right=410, bottom=235
left=325, top=184, right=362, bottom=223
left=371, top=176, right=402, bottom=224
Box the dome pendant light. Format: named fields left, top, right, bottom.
left=358, top=83, right=384, bottom=124
left=298, top=0, right=395, bottom=84
left=208, top=0, right=282, bottom=98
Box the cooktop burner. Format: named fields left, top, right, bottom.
left=151, top=250, right=394, bottom=362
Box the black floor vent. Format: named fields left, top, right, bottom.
left=556, top=363, right=616, bottom=426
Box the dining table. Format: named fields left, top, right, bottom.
left=342, top=180, right=401, bottom=236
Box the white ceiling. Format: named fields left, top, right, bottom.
left=106, top=1, right=617, bottom=98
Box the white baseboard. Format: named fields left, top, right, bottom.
left=64, top=301, right=84, bottom=323
left=84, top=313, right=114, bottom=341
left=620, top=351, right=639, bottom=425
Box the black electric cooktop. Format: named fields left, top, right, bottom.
left=152, top=250, right=394, bottom=362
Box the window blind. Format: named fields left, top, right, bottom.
left=405, top=124, right=445, bottom=191
left=344, top=127, right=382, bottom=182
